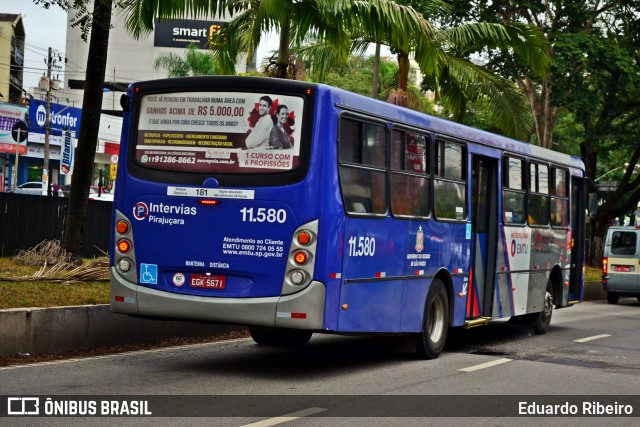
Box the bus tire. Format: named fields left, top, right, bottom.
left=528, top=282, right=554, bottom=335
left=607, top=293, right=619, bottom=304
left=249, top=327, right=312, bottom=348
left=416, top=279, right=449, bottom=359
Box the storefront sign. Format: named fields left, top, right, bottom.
left=153, top=18, right=224, bottom=49
left=0, top=103, right=28, bottom=154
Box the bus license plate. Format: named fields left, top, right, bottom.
left=613, top=266, right=631, bottom=272
left=190, top=274, right=226, bottom=289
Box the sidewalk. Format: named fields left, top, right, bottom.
left=0, top=305, right=242, bottom=357
left=0, top=282, right=605, bottom=357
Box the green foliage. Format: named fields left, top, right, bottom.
left=154, top=44, right=220, bottom=77
left=322, top=54, right=435, bottom=114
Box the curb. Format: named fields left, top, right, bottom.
left=0, top=282, right=605, bottom=357
left=0, top=305, right=243, bottom=357
left=583, top=281, right=605, bottom=301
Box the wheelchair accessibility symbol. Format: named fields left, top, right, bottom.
left=140, top=263, right=158, bottom=285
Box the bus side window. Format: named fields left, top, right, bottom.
left=503, top=157, right=526, bottom=225
left=527, top=162, right=550, bottom=226
left=390, top=129, right=430, bottom=218
left=338, top=117, right=387, bottom=215
left=434, top=139, right=466, bottom=220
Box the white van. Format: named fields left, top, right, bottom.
left=602, top=226, right=640, bottom=304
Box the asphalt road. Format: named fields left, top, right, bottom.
left=1, top=297, right=639, bottom=426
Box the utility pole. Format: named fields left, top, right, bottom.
left=43, top=47, right=53, bottom=196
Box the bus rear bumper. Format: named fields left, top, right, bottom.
left=110, top=268, right=325, bottom=330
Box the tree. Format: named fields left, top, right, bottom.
left=154, top=44, right=220, bottom=77
left=121, top=0, right=351, bottom=79
left=443, top=1, right=640, bottom=264
left=36, top=0, right=113, bottom=262
left=122, top=1, right=549, bottom=139
left=323, top=54, right=436, bottom=115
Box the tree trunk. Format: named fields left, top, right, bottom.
left=62, top=0, right=113, bottom=262
left=372, top=43, right=380, bottom=98
left=515, top=75, right=558, bottom=149
left=387, top=52, right=410, bottom=107
left=276, top=13, right=291, bottom=79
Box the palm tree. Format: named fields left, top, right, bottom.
left=154, top=44, right=219, bottom=77
left=122, top=0, right=351, bottom=79
left=122, top=0, right=549, bottom=138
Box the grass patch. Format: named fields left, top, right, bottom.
left=0, top=281, right=109, bottom=309
left=584, top=266, right=601, bottom=282
left=0, top=257, right=109, bottom=309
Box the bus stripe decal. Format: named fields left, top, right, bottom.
left=501, top=228, right=515, bottom=316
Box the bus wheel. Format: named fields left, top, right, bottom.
left=416, top=279, right=449, bottom=359
left=607, top=293, right=619, bottom=304
left=249, top=327, right=312, bottom=348
left=528, top=282, right=554, bottom=335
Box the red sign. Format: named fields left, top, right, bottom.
left=190, top=274, right=226, bottom=289
left=0, top=143, right=26, bottom=155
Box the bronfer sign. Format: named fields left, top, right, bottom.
left=28, top=100, right=82, bottom=147
left=154, top=18, right=224, bottom=49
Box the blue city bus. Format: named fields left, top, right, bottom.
left=111, top=76, right=587, bottom=358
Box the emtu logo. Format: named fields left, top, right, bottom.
left=133, top=202, right=149, bottom=220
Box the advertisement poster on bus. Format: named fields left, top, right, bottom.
left=136, top=92, right=304, bottom=173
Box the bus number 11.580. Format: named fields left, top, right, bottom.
left=240, top=207, right=287, bottom=223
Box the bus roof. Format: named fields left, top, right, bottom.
left=315, top=82, right=585, bottom=172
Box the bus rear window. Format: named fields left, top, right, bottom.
left=135, top=91, right=305, bottom=173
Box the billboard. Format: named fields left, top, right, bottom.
left=153, top=18, right=224, bottom=49
left=28, top=100, right=82, bottom=147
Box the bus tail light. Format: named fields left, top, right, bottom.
left=117, top=239, right=131, bottom=253
left=113, top=210, right=138, bottom=281
left=281, top=220, right=318, bottom=295
left=293, top=250, right=309, bottom=265
left=602, top=257, right=608, bottom=275
left=116, top=220, right=130, bottom=234
left=296, top=231, right=313, bottom=245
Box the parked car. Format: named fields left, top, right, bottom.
left=12, top=182, right=63, bottom=196
left=60, top=184, right=114, bottom=201
left=602, top=226, right=640, bottom=304
left=88, top=186, right=114, bottom=202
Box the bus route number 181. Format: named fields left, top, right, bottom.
left=348, top=236, right=376, bottom=257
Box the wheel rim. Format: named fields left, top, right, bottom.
left=541, top=290, right=553, bottom=324
left=428, top=295, right=445, bottom=342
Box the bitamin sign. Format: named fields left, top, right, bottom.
left=61, top=130, right=74, bottom=174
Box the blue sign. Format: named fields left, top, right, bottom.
left=139, top=263, right=158, bottom=285
left=28, top=100, right=82, bottom=136
left=61, top=130, right=74, bottom=174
